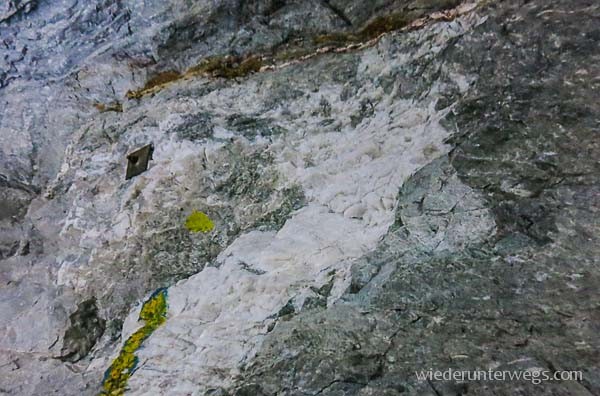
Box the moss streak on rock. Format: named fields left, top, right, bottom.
left=124, top=2, right=479, bottom=100
left=126, top=71, right=183, bottom=99
left=126, top=55, right=264, bottom=99
left=100, top=289, right=168, bottom=396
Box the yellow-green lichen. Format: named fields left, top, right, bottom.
left=185, top=210, right=215, bottom=233
left=100, top=289, right=168, bottom=396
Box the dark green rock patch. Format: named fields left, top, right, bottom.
left=253, top=185, right=306, bottom=231
left=444, top=0, right=600, bottom=246
left=226, top=115, right=286, bottom=139
left=60, top=298, right=106, bottom=363
left=173, top=112, right=214, bottom=141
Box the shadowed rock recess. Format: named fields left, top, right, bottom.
left=0, top=0, right=598, bottom=395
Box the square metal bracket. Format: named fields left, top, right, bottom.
left=125, top=144, right=154, bottom=180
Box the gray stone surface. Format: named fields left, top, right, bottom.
left=229, top=1, right=600, bottom=395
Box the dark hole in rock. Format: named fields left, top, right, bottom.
left=125, top=144, right=154, bottom=180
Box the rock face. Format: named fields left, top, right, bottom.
left=1, top=0, right=599, bottom=395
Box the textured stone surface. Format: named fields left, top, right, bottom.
left=228, top=2, right=600, bottom=395
left=1, top=0, right=599, bottom=395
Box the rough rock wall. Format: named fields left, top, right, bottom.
left=1, top=0, right=599, bottom=395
